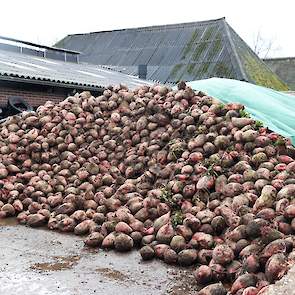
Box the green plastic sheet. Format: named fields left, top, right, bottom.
left=185, top=78, right=295, bottom=144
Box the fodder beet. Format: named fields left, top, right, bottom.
left=0, top=82, right=294, bottom=292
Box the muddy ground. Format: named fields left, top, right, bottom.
left=1, top=219, right=295, bottom=295
left=0, top=218, right=197, bottom=295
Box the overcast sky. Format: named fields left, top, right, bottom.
left=1, top=0, right=294, bottom=58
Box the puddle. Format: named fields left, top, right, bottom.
left=96, top=267, right=131, bottom=282
left=0, top=217, right=19, bottom=226
left=30, top=255, right=80, bottom=272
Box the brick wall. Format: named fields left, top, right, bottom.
left=0, top=85, right=67, bottom=108
left=0, top=81, right=102, bottom=114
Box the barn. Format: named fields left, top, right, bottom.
left=56, top=17, right=288, bottom=90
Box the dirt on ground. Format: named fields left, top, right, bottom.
left=0, top=219, right=198, bottom=295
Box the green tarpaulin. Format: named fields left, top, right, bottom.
left=186, top=78, right=295, bottom=144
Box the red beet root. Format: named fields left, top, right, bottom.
left=193, top=265, right=213, bottom=285
left=0, top=82, right=295, bottom=294
left=265, top=253, right=288, bottom=283
left=198, top=283, right=227, bottom=295
left=212, top=244, right=234, bottom=265
left=231, top=274, right=257, bottom=294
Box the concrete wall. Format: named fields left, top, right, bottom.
left=264, top=57, right=295, bottom=90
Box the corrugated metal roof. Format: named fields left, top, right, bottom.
left=226, top=24, right=288, bottom=90
left=0, top=35, right=80, bottom=54
left=56, top=17, right=288, bottom=90
left=0, top=49, right=154, bottom=90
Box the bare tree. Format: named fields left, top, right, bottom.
left=252, top=31, right=280, bottom=58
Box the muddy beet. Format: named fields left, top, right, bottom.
left=0, top=82, right=295, bottom=292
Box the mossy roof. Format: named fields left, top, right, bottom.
left=56, top=18, right=288, bottom=90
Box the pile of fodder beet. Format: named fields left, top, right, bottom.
left=0, top=82, right=295, bottom=294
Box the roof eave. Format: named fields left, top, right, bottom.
left=0, top=74, right=105, bottom=92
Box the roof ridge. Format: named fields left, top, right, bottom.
left=67, top=17, right=226, bottom=37
left=222, top=20, right=247, bottom=81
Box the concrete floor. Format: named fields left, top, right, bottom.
left=261, top=266, right=295, bottom=295
left=1, top=218, right=295, bottom=295
left=0, top=219, right=197, bottom=295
